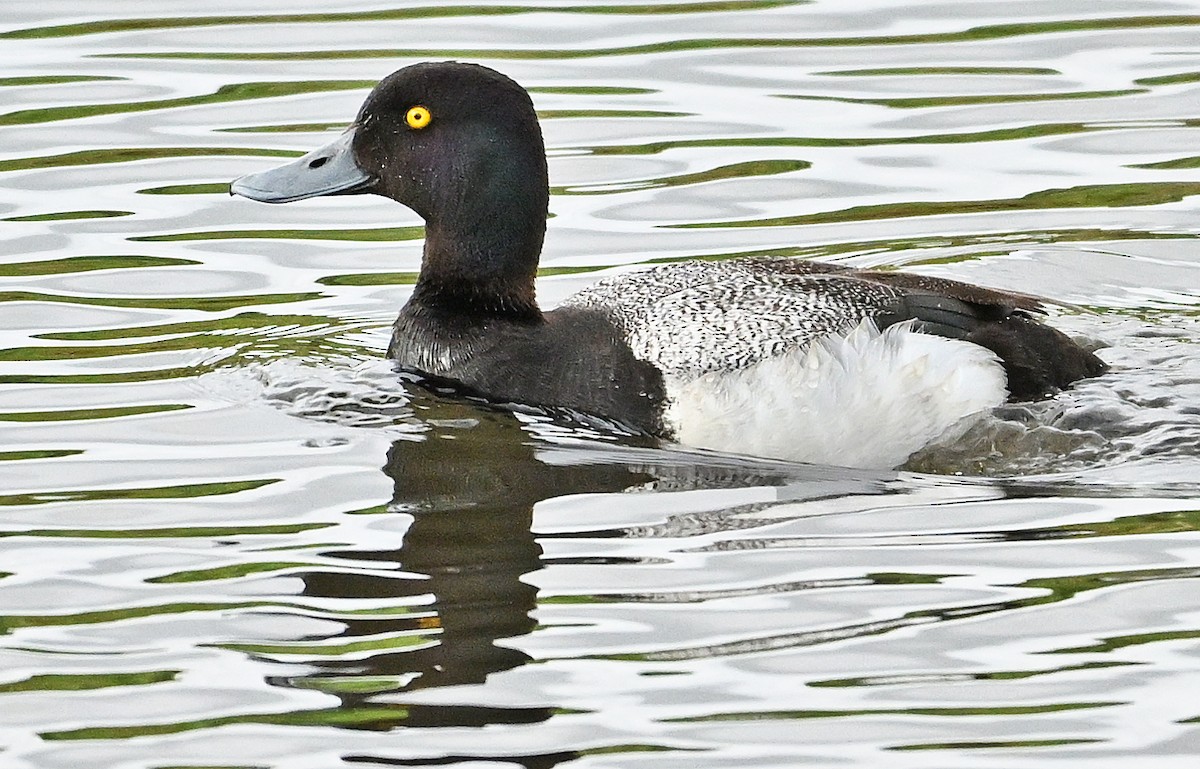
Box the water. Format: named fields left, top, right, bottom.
left=2, top=1, right=1200, bottom=766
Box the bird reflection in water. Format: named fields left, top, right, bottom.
left=282, top=408, right=652, bottom=767
left=275, top=400, right=894, bottom=767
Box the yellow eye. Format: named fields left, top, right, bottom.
left=405, top=105, right=432, bottom=129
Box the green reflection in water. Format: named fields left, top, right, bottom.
left=319, top=272, right=421, bottom=287
left=0, top=147, right=298, bottom=174
left=671, top=181, right=1200, bottom=228
left=890, top=739, right=1103, bottom=752
left=1131, top=156, right=1200, bottom=170
left=220, top=633, right=436, bottom=658
left=0, top=670, right=178, bottom=693
left=1017, top=568, right=1200, bottom=622
left=137, top=183, right=230, bottom=195
left=148, top=562, right=315, bottom=584
left=561, top=158, right=810, bottom=194
left=0, top=478, right=278, bottom=507
left=1051, top=628, right=1200, bottom=655
left=581, top=120, right=1129, bottom=155
left=37, top=312, right=348, bottom=341
left=0, top=367, right=209, bottom=385
left=539, top=108, right=691, bottom=119
left=93, top=15, right=1200, bottom=60
left=667, top=700, right=1118, bottom=722
left=0, top=329, right=377, bottom=384
left=3, top=210, right=132, bottom=222
left=0, top=523, right=327, bottom=539
left=0, top=290, right=325, bottom=311
left=0, top=446, right=84, bottom=458
left=815, top=66, right=1060, bottom=77
left=783, top=88, right=1144, bottom=108
left=0, top=600, right=268, bottom=633
left=0, top=449, right=83, bottom=461
left=809, top=660, right=1134, bottom=687
left=0, top=404, right=189, bottom=422
left=0, top=255, right=200, bottom=277
left=1021, top=509, right=1200, bottom=539
left=3, top=305, right=376, bottom=384
left=581, top=744, right=687, bottom=757
left=40, top=704, right=413, bottom=741
left=2, top=1, right=795, bottom=39
left=0, top=75, right=124, bottom=86
left=1135, top=71, right=1200, bottom=86
left=3, top=333, right=364, bottom=372
left=530, top=85, right=659, bottom=95
left=0, top=80, right=373, bottom=127
left=290, top=675, right=427, bottom=695
left=218, top=122, right=344, bottom=134
left=132, top=226, right=423, bottom=243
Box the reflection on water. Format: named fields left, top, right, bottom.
left=299, top=417, right=559, bottom=744
left=3, top=1, right=1200, bottom=767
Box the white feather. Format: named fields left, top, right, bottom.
left=663, top=320, right=1008, bottom=469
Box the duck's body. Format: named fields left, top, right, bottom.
left=232, top=61, right=1107, bottom=468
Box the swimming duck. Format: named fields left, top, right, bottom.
left=231, top=61, right=1107, bottom=468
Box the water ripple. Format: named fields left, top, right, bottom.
left=3, top=2, right=1200, bottom=768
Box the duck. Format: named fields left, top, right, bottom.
left=231, top=61, right=1107, bottom=469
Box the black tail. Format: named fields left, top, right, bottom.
left=965, top=313, right=1107, bottom=400
left=874, top=291, right=1107, bottom=401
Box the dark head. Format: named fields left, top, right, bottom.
left=231, top=62, right=549, bottom=317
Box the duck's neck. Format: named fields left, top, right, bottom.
left=408, top=141, right=549, bottom=324
left=410, top=214, right=544, bottom=323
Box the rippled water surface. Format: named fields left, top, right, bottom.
left=3, top=1, right=1200, bottom=767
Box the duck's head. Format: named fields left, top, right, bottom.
left=232, top=62, right=550, bottom=296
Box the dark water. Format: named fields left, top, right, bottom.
left=3, top=2, right=1200, bottom=767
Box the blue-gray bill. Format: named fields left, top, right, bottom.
left=229, top=128, right=373, bottom=203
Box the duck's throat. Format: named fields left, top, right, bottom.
left=411, top=215, right=544, bottom=322
left=408, top=184, right=549, bottom=319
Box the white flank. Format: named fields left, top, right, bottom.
left=663, top=320, right=1008, bottom=469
